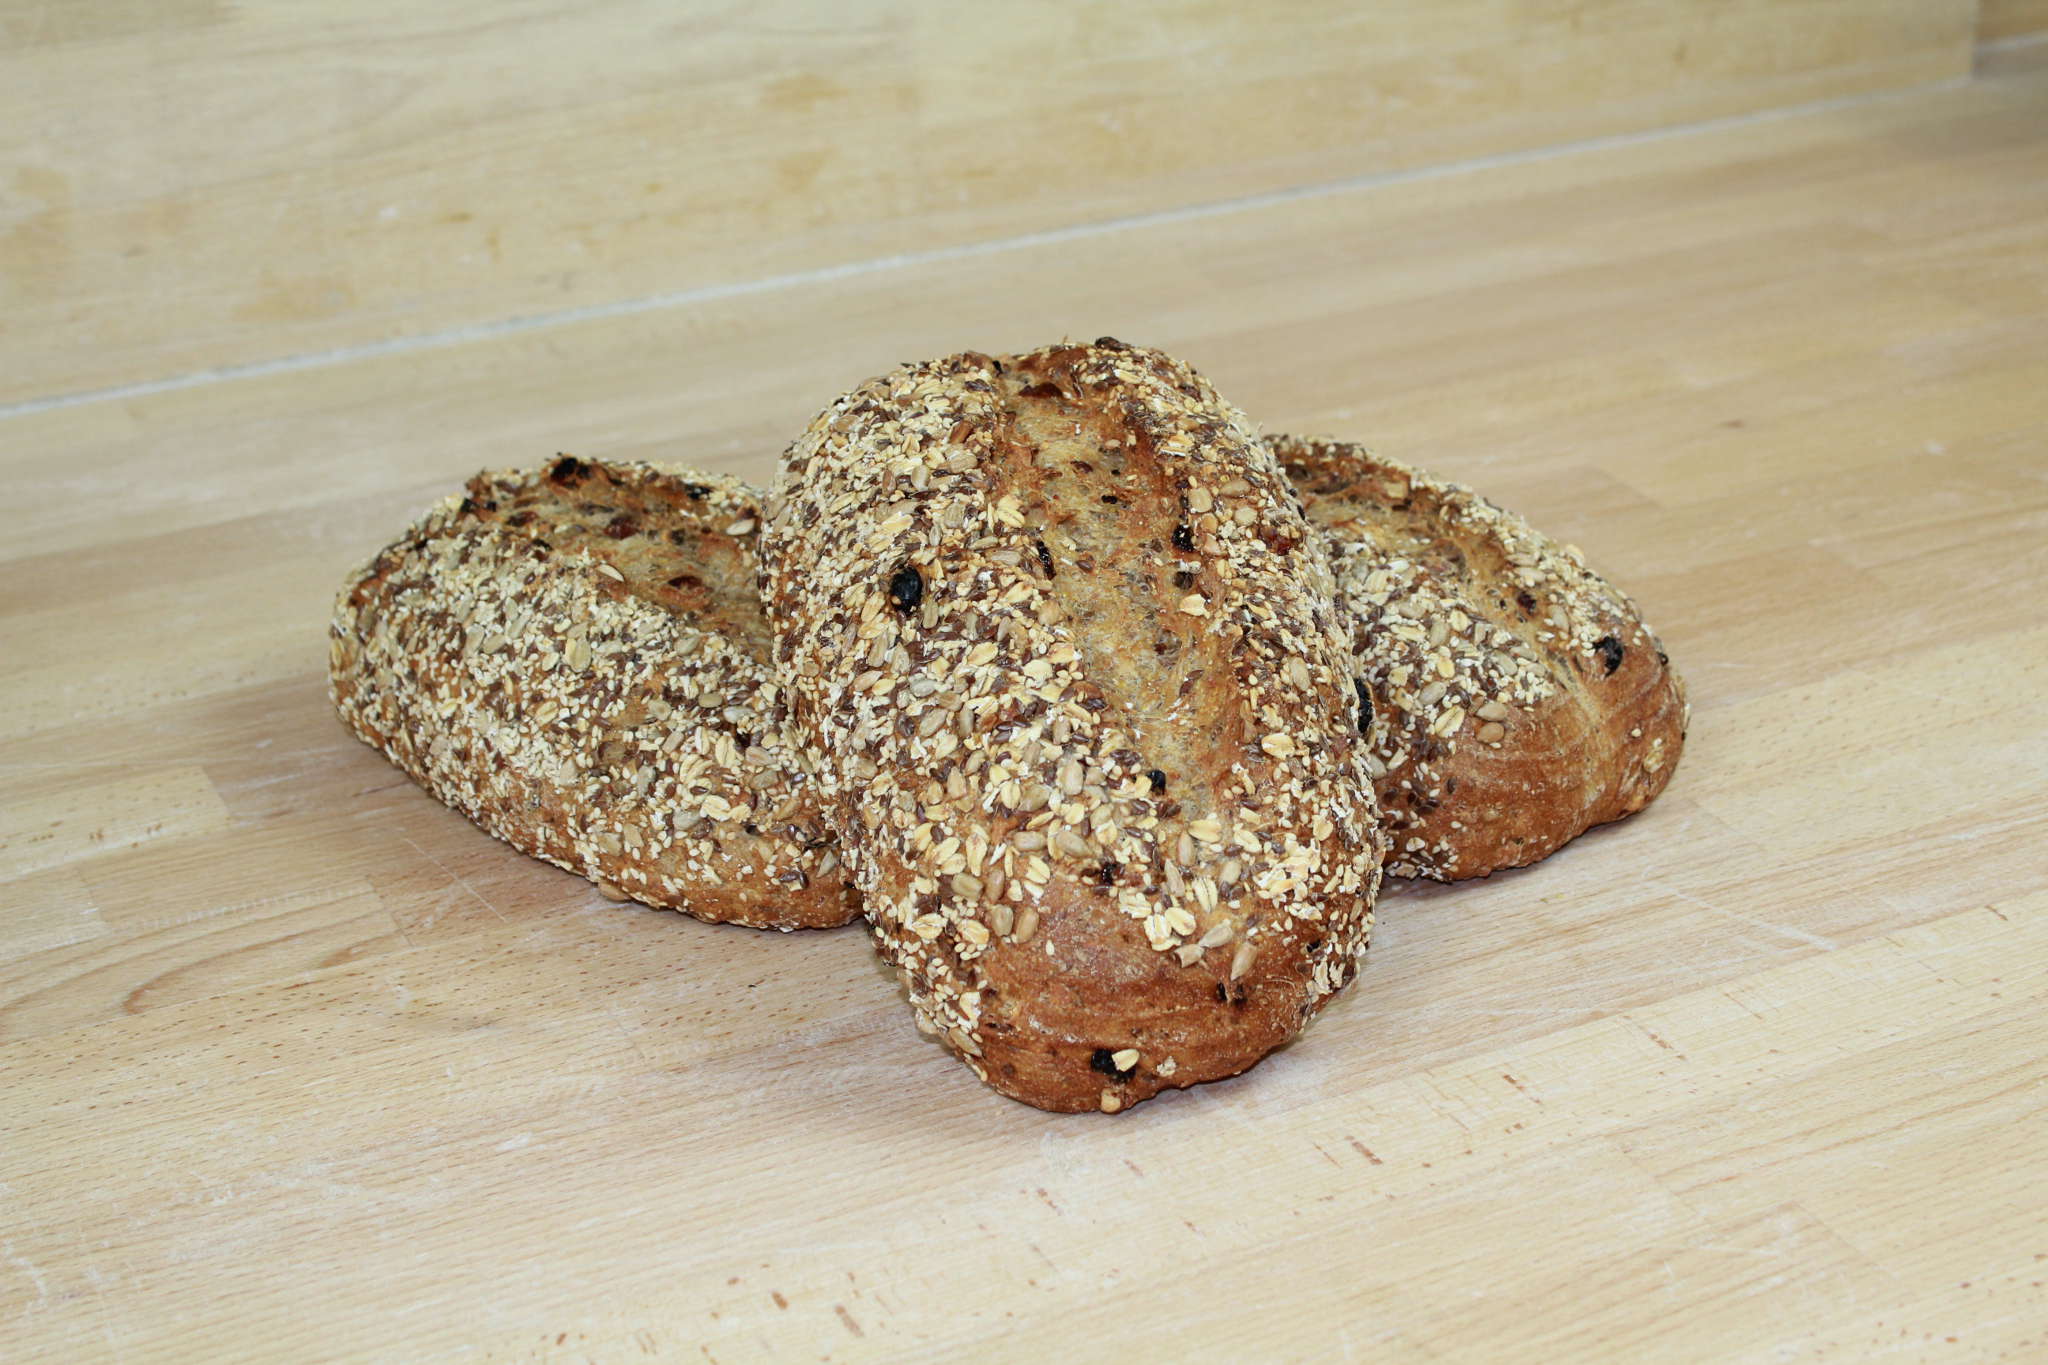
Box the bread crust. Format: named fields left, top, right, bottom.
left=329, top=457, right=857, bottom=930
left=1276, top=437, right=1688, bottom=881
left=761, top=341, right=1384, bottom=1113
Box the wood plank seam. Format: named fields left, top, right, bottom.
left=0, top=72, right=1972, bottom=426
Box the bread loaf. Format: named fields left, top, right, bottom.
left=331, top=432, right=1681, bottom=945
left=761, top=341, right=1384, bottom=1113
left=329, top=457, right=857, bottom=930
left=1279, top=437, right=1688, bottom=880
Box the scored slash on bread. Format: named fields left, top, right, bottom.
left=1280, top=437, right=1688, bottom=881
left=328, top=458, right=858, bottom=930
left=760, top=340, right=1385, bottom=1113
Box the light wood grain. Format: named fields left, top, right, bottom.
left=1982, top=0, right=2048, bottom=42
left=0, top=0, right=1975, bottom=406
left=2, top=63, right=2046, bottom=1364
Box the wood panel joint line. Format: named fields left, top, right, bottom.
left=0, top=73, right=1973, bottom=424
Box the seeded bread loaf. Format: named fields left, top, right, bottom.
left=329, top=457, right=857, bottom=930
left=761, top=340, right=1385, bottom=1113
left=1279, top=437, right=1688, bottom=881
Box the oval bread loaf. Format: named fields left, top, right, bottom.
left=761, top=340, right=1385, bottom=1113
left=329, top=457, right=858, bottom=930
left=1279, top=436, right=1688, bottom=881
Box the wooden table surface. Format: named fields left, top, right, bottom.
left=4, top=61, right=2046, bottom=1364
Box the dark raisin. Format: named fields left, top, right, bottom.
left=456, top=497, right=476, bottom=516
left=683, top=482, right=711, bottom=499
left=1100, top=494, right=1120, bottom=505
left=1593, top=636, right=1625, bottom=675
left=1033, top=538, right=1055, bottom=578
left=1094, top=860, right=1122, bottom=886
left=888, top=564, right=923, bottom=614
left=1516, top=590, right=1538, bottom=613
left=548, top=455, right=590, bottom=483
left=1090, top=1047, right=1132, bottom=1077
left=1146, top=769, right=1167, bottom=795
left=1354, top=679, right=1374, bottom=734
left=1173, top=569, right=1196, bottom=589
left=604, top=514, right=638, bottom=539
left=741, top=822, right=760, bottom=836
left=1172, top=524, right=1194, bottom=553
left=1095, top=336, right=1128, bottom=350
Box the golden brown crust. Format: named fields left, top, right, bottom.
left=1275, top=436, right=1688, bottom=881
left=328, top=457, right=858, bottom=930
left=761, top=341, right=1384, bottom=1113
